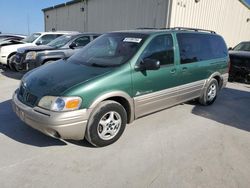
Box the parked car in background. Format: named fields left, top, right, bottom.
left=12, top=28, right=229, bottom=147
left=0, top=31, right=78, bottom=70
left=0, top=34, right=27, bottom=49
left=228, top=41, right=250, bottom=83
left=13, top=33, right=100, bottom=71
left=0, top=34, right=26, bottom=42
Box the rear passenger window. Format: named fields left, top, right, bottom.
left=141, top=34, right=174, bottom=65
left=177, top=33, right=227, bottom=64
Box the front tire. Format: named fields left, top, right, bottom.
left=85, top=100, right=127, bottom=147
left=199, top=78, right=219, bottom=105
left=8, top=55, right=17, bottom=71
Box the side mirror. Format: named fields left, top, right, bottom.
left=228, top=47, right=233, bottom=51
left=135, top=58, right=160, bottom=71
left=36, top=40, right=42, bottom=45
left=69, top=43, right=77, bottom=49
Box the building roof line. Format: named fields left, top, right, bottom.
left=42, top=0, right=84, bottom=12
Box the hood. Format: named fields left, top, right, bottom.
left=17, top=45, right=54, bottom=53
left=0, top=40, right=24, bottom=47
left=1, top=43, right=36, bottom=52
left=22, top=59, right=114, bottom=99
left=229, top=50, right=250, bottom=58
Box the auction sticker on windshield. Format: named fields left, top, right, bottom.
left=123, top=38, right=142, bottom=43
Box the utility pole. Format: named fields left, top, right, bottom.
left=27, top=13, right=30, bottom=35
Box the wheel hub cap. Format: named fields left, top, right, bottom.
left=97, top=111, right=121, bottom=140
left=207, top=83, right=217, bottom=101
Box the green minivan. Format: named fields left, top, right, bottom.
left=12, top=28, right=229, bottom=147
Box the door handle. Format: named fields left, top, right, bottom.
left=182, top=67, right=188, bottom=72
left=170, top=69, right=176, bottom=74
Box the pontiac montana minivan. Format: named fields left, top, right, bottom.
left=12, top=28, right=229, bottom=147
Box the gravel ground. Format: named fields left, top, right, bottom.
left=0, top=69, right=250, bottom=188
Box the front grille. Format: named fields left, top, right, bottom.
left=18, top=84, right=38, bottom=107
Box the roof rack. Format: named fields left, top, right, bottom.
left=171, top=27, right=216, bottom=34
left=136, top=27, right=216, bottom=34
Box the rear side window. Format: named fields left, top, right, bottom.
left=141, top=34, right=174, bottom=66
left=177, top=33, right=227, bottom=64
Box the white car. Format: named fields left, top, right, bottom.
left=0, top=31, right=79, bottom=68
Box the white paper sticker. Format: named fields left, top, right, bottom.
left=123, top=38, right=142, bottom=43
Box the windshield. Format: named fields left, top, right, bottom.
left=67, top=33, right=148, bottom=67
left=21, top=33, right=41, bottom=43
left=233, top=42, right=250, bottom=52
left=47, top=35, right=73, bottom=48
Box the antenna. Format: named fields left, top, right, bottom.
left=27, top=13, right=30, bottom=35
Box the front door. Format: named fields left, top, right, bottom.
left=131, top=34, right=179, bottom=118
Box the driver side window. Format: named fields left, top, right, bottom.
left=73, top=36, right=91, bottom=47
left=141, top=34, right=174, bottom=66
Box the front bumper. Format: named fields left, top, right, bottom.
left=12, top=93, right=89, bottom=140
left=0, top=55, right=8, bottom=65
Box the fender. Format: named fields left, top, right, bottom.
left=89, top=91, right=135, bottom=123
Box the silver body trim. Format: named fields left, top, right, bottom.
left=12, top=93, right=89, bottom=140
left=221, top=73, right=229, bottom=88
left=134, top=80, right=206, bottom=118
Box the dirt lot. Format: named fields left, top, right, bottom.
left=0, top=69, right=250, bottom=188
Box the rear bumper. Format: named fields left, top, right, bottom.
left=12, top=93, right=89, bottom=140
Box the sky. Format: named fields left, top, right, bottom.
left=0, top=0, right=68, bottom=35
left=0, top=0, right=250, bottom=36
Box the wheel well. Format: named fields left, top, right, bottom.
left=104, top=97, right=131, bottom=123
left=7, top=52, right=16, bottom=64
left=213, top=75, right=222, bottom=89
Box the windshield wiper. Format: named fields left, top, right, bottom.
left=91, top=63, right=113, bottom=67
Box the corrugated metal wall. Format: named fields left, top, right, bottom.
left=44, top=0, right=169, bottom=33
left=44, top=1, right=87, bottom=32
left=170, top=0, right=250, bottom=47
left=87, top=0, right=169, bottom=32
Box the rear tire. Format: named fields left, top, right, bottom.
left=85, top=100, right=127, bottom=147
left=199, top=78, right=219, bottom=106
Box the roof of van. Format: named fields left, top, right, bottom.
left=33, top=31, right=80, bottom=35
left=112, top=27, right=217, bottom=35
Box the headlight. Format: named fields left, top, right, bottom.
left=38, top=96, right=82, bottom=112
left=25, top=51, right=37, bottom=60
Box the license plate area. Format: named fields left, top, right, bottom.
left=16, top=106, right=25, bottom=121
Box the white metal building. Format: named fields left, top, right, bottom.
left=42, top=0, right=250, bottom=47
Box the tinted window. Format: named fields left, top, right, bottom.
left=141, top=34, right=174, bottom=65
left=93, top=35, right=100, bottom=39
left=177, top=33, right=227, bottom=64
left=233, top=42, right=250, bottom=52
left=73, top=36, right=90, bottom=47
